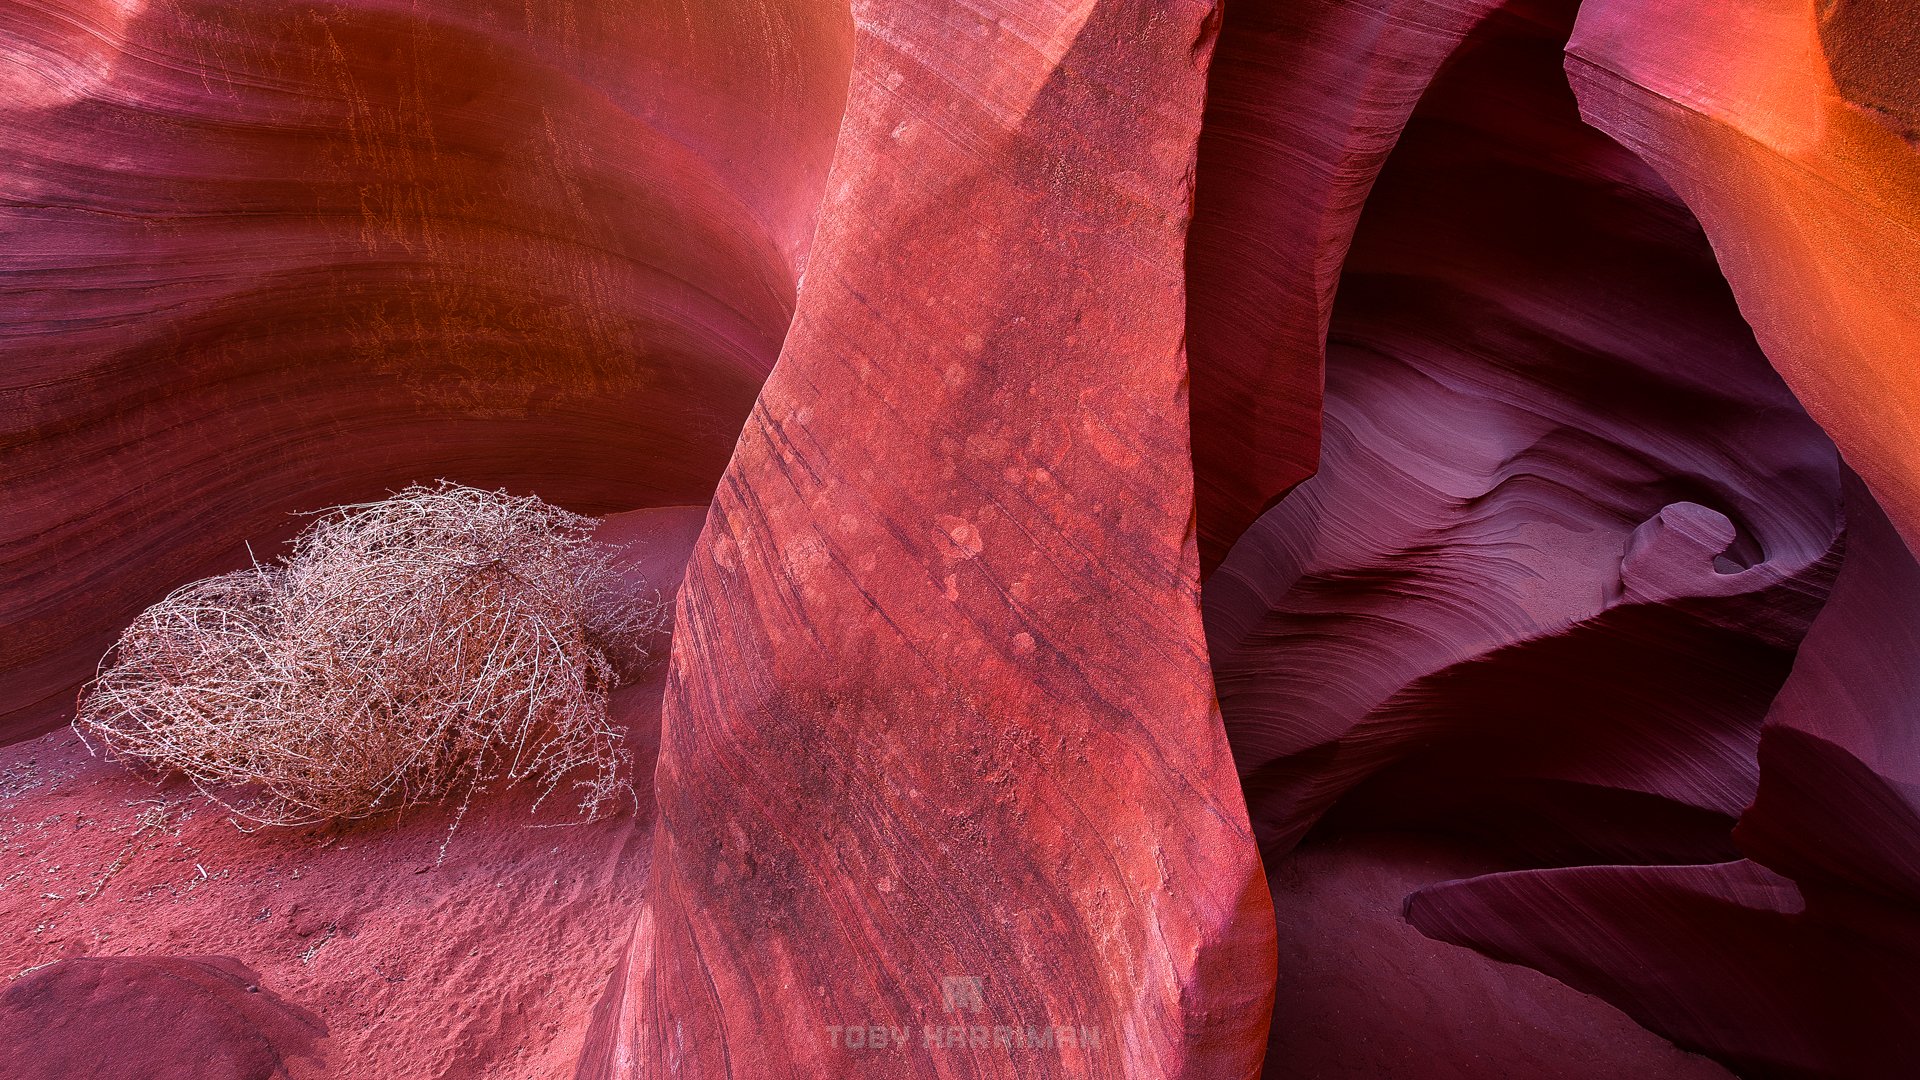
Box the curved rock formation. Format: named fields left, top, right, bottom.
left=1190, top=2, right=1919, bottom=1075
left=1565, top=0, right=1920, bottom=555
left=1408, top=473, right=1920, bottom=1080
left=604, top=1, right=1277, bottom=1076
left=0, top=0, right=854, bottom=742
left=1262, top=833, right=1732, bottom=1078
left=1186, top=0, right=1506, bottom=570
left=1204, top=0, right=1841, bottom=863
left=6, top=0, right=1918, bottom=1075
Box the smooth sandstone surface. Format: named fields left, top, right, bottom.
left=1186, top=0, right=1506, bottom=570
left=1262, top=833, right=1731, bottom=1080
left=603, top=1, right=1277, bottom=1076
left=0, top=0, right=854, bottom=742
left=2, top=955, right=327, bottom=1080
left=4, top=0, right=1919, bottom=1077
left=1196, top=4, right=1914, bottom=1077
left=1566, top=0, right=1920, bottom=557
left=1206, top=0, right=1841, bottom=864
left=1408, top=474, right=1920, bottom=1079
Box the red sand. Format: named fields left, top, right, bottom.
left=0, top=506, right=703, bottom=1079
left=0, top=672, right=660, bottom=1080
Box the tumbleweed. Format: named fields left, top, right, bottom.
left=74, top=482, right=665, bottom=828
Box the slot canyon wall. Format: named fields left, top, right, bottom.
left=1, top=0, right=854, bottom=740
left=1, top=0, right=1916, bottom=1077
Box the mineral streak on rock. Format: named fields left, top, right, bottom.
left=608, top=0, right=1277, bottom=1076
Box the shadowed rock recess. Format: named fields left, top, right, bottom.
left=1, top=0, right=854, bottom=741
left=3, top=0, right=1918, bottom=1077
left=1195, top=0, right=1918, bottom=1077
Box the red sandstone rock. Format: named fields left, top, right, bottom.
left=1204, top=0, right=1841, bottom=863
left=1186, top=0, right=1506, bottom=570
left=0, top=683, right=659, bottom=1078
left=1565, top=0, right=1920, bottom=556
left=0, top=508, right=700, bottom=1079
left=1262, top=833, right=1731, bottom=1079
left=1408, top=474, right=1920, bottom=1079
left=1, top=956, right=325, bottom=1080
left=5, top=0, right=1920, bottom=1076
left=1193, top=5, right=1916, bottom=1076
left=0, top=0, right=852, bottom=742
left=600, top=1, right=1277, bottom=1076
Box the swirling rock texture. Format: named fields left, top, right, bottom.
left=1185, top=0, right=1506, bottom=570
left=4, top=0, right=1919, bottom=1076
left=1408, top=474, right=1920, bottom=1078
left=1205, top=0, right=1846, bottom=862
left=1566, top=0, right=1920, bottom=554
left=0, top=0, right=854, bottom=742
left=1197, top=0, right=1918, bottom=1077
left=600, top=1, right=1277, bottom=1076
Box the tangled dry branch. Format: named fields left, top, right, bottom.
left=74, top=483, right=666, bottom=828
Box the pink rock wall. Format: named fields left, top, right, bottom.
left=4, top=0, right=1918, bottom=1077
left=1186, top=0, right=1506, bottom=570
left=604, top=1, right=1277, bottom=1075
left=1409, top=478, right=1920, bottom=1077
left=1566, top=0, right=1920, bottom=555
left=1, top=0, right=853, bottom=741
left=1193, top=1, right=1918, bottom=1076
left=1208, top=0, right=1841, bottom=862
